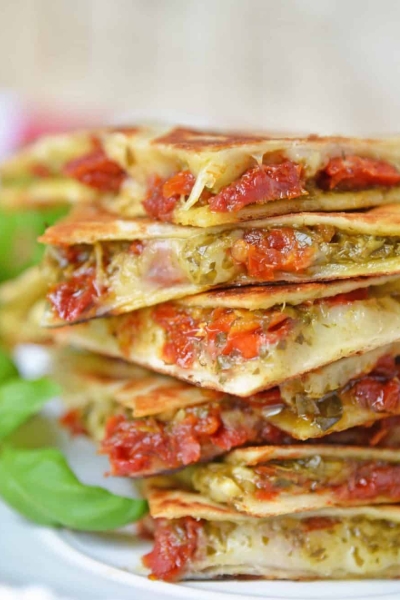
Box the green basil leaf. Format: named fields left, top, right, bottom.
left=0, top=348, right=18, bottom=383
left=0, top=448, right=59, bottom=526
left=0, top=377, right=59, bottom=441
left=0, top=446, right=148, bottom=530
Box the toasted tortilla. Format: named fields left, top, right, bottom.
left=142, top=478, right=400, bottom=581
left=0, top=266, right=50, bottom=347
left=191, top=445, right=400, bottom=516
left=39, top=203, right=400, bottom=321
left=49, top=275, right=400, bottom=396
left=55, top=344, right=400, bottom=448
left=4, top=127, right=400, bottom=226
left=144, top=475, right=400, bottom=522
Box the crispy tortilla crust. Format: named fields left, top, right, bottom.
left=192, top=444, right=400, bottom=516
left=40, top=204, right=400, bottom=322
left=142, top=483, right=400, bottom=581
left=143, top=476, right=400, bottom=522
left=39, top=203, right=400, bottom=245
left=224, top=443, right=400, bottom=465
left=48, top=275, right=400, bottom=396
left=4, top=126, right=400, bottom=225
left=43, top=273, right=400, bottom=328
left=177, top=273, right=400, bottom=309
left=55, top=345, right=400, bottom=441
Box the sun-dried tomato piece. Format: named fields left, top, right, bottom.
left=48, top=269, right=100, bottom=322
left=318, top=155, right=400, bottom=191
left=153, top=304, right=199, bottom=368
left=209, top=161, right=306, bottom=212
left=143, top=171, right=196, bottom=221
left=59, top=409, right=87, bottom=436
left=142, top=517, right=201, bottom=581
left=64, top=149, right=126, bottom=192
left=231, top=228, right=317, bottom=279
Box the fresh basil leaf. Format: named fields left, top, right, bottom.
left=0, top=348, right=18, bottom=383
left=0, top=446, right=148, bottom=530
left=0, top=377, right=59, bottom=441
left=0, top=448, right=59, bottom=526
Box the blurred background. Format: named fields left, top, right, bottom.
left=1, top=0, right=400, bottom=142
left=1, top=0, right=400, bottom=280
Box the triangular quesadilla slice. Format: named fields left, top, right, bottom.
left=4, top=127, right=400, bottom=226
left=191, top=445, right=400, bottom=515
left=140, top=477, right=400, bottom=581
left=49, top=275, right=400, bottom=396
left=55, top=347, right=400, bottom=477
left=0, top=266, right=49, bottom=346
left=40, top=203, right=400, bottom=321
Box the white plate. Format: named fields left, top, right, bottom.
left=3, top=397, right=400, bottom=600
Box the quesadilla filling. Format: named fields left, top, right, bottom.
left=58, top=355, right=400, bottom=477
left=269, top=354, right=400, bottom=436
left=193, top=457, right=400, bottom=506
left=58, top=147, right=400, bottom=218
left=142, top=155, right=400, bottom=220
left=142, top=514, right=400, bottom=581
left=10, top=143, right=400, bottom=218
left=133, top=288, right=383, bottom=370
left=44, top=224, right=400, bottom=322
left=5, top=127, right=400, bottom=224
left=100, top=395, right=292, bottom=477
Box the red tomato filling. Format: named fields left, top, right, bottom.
left=206, top=308, right=292, bottom=360
left=129, top=240, right=144, bottom=255
left=254, top=460, right=400, bottom=502
left=348, top=374, right=400, bottom=413
left=318, top=155, right=400, bottom=191
left=48, top=268, right=101, bottom=322
left=153, top=305, right=293, bottom=368
left=335, top=463, right=400, bottom=501
left=152, top=304, right=199, bottom=368
left=59, top=409, right=88, bottom=436
left=101, top=396, right=291, bottom=477
left=142, top=517, right=201, bottom=581
left=141, top=155, right=400, bottom=219
left=142, top=162, right=305, bottom=218
left=63, top=149, right=400, bottom=218
left=143, top=171, right=196, bottom=221
left=231, top=228, right=317, bottom=279
left=63, top=149, right=126, bottom=192
left=322, top=288, right=369, bottom=306
left=68, top=355, right=400, bottom=478
left=209, top=162, right=306, bottom=212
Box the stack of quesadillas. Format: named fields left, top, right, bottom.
left=4, top=126, right=400, bottom=580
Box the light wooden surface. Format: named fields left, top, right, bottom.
left=1, top=0, right=400, bottom=134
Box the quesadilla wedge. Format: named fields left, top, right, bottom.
left=0, top=266, right=49, bottom=347
left=55, top=347, right=400, bottom=476
left=4, top=127, right=400, bottom=226
left=40, top=203, right=400, bottom=322
left=141, top=478, right=400, bottom=581
left=191, top=445, right=400, bottom=515
left=49, top=275, right=400, bottom=396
